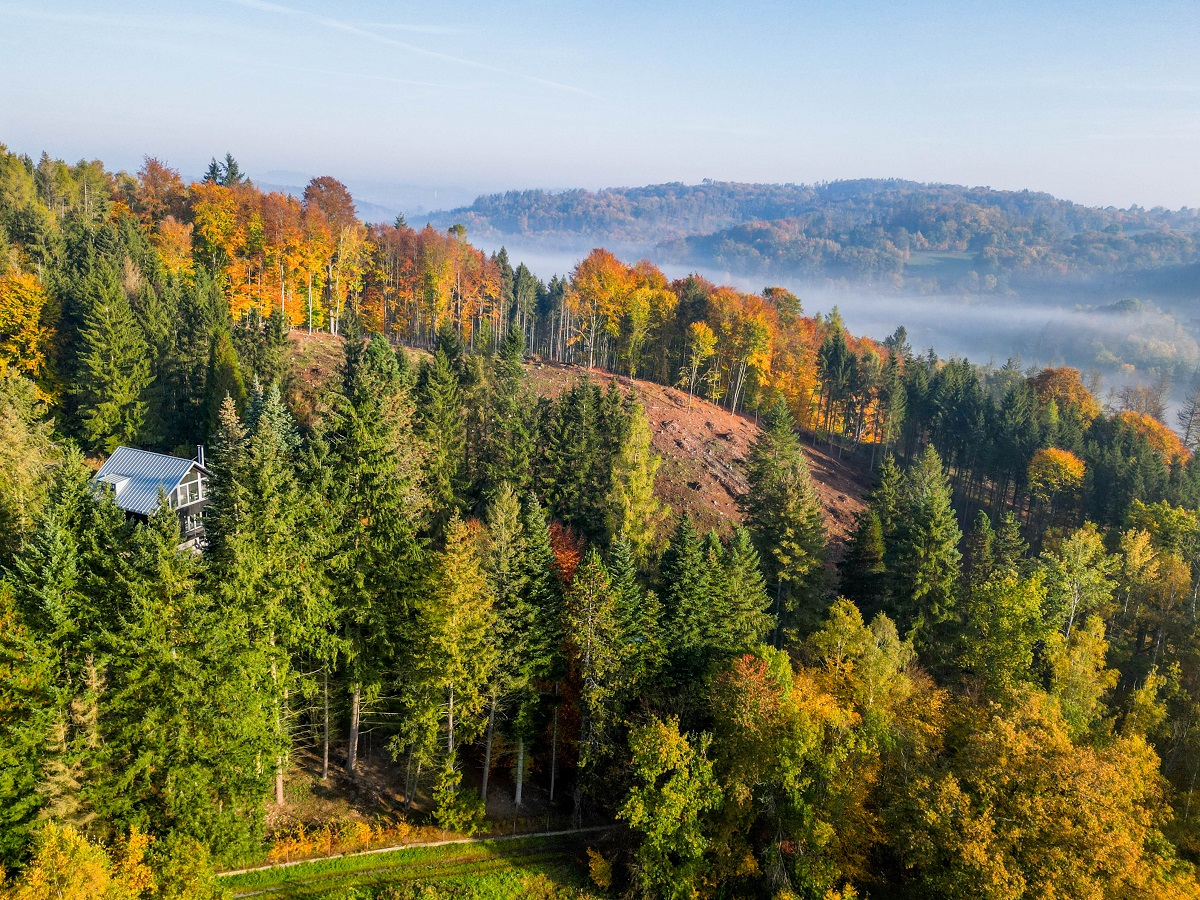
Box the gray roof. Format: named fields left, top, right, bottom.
left=92, top=447, right=206, bottom=516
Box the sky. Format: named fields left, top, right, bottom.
left=2, top=0, right=1200, bottom=210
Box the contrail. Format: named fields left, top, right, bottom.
left=221, top=0, right=599, bottom=98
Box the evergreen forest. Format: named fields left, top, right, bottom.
left=4, top=146, right=1200, bottom=899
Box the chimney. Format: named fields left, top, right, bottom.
left=196, top=445, right=205, bottom=467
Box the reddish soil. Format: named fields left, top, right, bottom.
left=522, top=360, right=871, bottom=546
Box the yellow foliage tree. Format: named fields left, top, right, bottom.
left=0, top=272, right=51, bottom=383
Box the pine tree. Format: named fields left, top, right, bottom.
left=476, top=328, right=534, bottom=496
left=326, top=334, right=427, bottom=776
left=710, top=527, right=773, bottom=656
left=608, top=534, right=664, bottom=698
left=202, top=330, right=246, bottom=438
left=890, top=445, right=963, bottom=651
left=961, top=509, right=996, bottom=592
left=740, top=401, right=827, bottom=645
left=416, top=347, right=466, bottom=531
left=993, top=511, right=1028, bottom=577
left=838, top=509, right=886, bottom=614
left=74, top=268, right=152, bottom=453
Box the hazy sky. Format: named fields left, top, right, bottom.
left=3, top=0, right=1199, bottom=209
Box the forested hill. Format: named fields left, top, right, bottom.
left=430, top=179, right=1200, bottom=289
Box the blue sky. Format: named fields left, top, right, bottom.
left=2, top=0, right=1199, bottom=209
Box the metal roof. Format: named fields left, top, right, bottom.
left=92, top=447, right=206, bottom=517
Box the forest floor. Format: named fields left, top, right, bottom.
left=284, top=333, right=871, bottom=547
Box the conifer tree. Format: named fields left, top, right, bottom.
left=710, top=527, right=773, bottom=657
left=839, top=509, right=887, bottom=614
left=510, top=493, right=562, bottom=807
left=564, top=549, right=622, bottom=824
left=608, top=534, right=664, bottom=699
left=476, top=327, right=534, bottom=496
left=961, top=509, right=996, bottom=592
left=204, top=387, right=332, bottom=806
left=202, top=330, right=246, bottom=438
left=407, top=516, right=496, bottom=822
left=741, top=400, right=827, bottom=645
left=74, top=269, right=152, bottom=453
left=993, top=511, right=1028, bottom=577
left=326, top=334, right=426, bottom=776
left=890, top=445, right=963, bottom=651
left=416, top=347, right=466, bottom=531
left=659, top=516, right=713, bottom=679
left=606, top=400, right=667, bottom=561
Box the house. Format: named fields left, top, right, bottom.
left=93, top=446, right=211, bottom=548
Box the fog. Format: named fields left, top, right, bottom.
left=477, top=238, right=1200, bottom=408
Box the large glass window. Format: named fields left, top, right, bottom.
left=175, top=470, right=205, bottom=507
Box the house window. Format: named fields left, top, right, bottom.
left=183, top=511, right=205, bottom=535
left=175, top=470, right=205, bottom=508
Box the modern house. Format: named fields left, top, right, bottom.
left=92, top=446, right=211, bottom=548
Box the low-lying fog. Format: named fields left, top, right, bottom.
left=480, top=239, right=1200, bottom=407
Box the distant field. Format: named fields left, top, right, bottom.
left=221, top=833, right=602, bottom=899
left=903, top=250, right=976, bottom=278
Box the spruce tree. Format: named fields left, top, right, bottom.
left=326, top=333, right=426, bottom=776
left=710, top=526, right=773, bottom=656
left=564, top=549, right=622, bottom=824
left=993, top=511, right=1028, bottom=577
left=204, top=387, right=333, bottom=806
left=202, top=330, right=246, bottom=437
left=659, top=516, right=713, bottom=679
left=961, top=509, right=996, bottom=592
left=740, top=400, right=827, bottom=645
left=74, top=269, right=152, bottom=453
left=608, top=534, right=664, bottom=698
left=890, top=445, right=963, bottom=652
left=416, top=347, right=466, bottom=531
left=839, top=509, right=887, bottom=614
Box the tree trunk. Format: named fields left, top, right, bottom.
left=347, top=682, right=361, bottom=776
left=515, top=737, right=525, bottom=808
left=481, top=696, right=497, bottom=801
left=448, top=686, right=455, bottom=757
left=322, top=669, right=330, bottom=781
left=276, top=758, right=285, bottom=806
left=549, top=686, right=559, bottom=803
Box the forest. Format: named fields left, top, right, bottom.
left=4, top=146, right=1200, bottom=899
left=429, top=179, right=1200, bottom=292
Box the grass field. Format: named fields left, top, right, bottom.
left=220, top=833, right=604, bottom=900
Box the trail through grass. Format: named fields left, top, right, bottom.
left=222, top=831, right=604, bottom=899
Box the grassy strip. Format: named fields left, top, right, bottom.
left=223, top=833, right=598, bottom=899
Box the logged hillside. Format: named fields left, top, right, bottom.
left=284, top=332, right=869, bottom=543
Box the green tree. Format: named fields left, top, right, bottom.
left=605, top=400, right=667, bottom=561
left=619, top=717, right=721, bottom=900
left=201, top=330, right=246, bottom=438
left=740, top=401, right=827, bottom=645
left=957, top=572, right=1049, bottom=697
left=889, top=446, right=962, bottom=651
left=74, top=271, right=152, bottom=453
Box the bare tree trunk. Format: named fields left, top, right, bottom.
left=549, top=685, right=559, bottom=803
left=514, top=738, right=525, bottom=808
left=481, top=696, right=497, bottom=801
left=322, top=669, right=330, bottom=781
left=448, top=686, right=455, bottom=757
left=347, top=682, right=361, bottom=776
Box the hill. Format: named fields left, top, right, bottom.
left=284, top=332, right=869, bottom=543
left=428, top=179, right=1200, bottom=292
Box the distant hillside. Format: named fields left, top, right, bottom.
left=429, top=179, right=1200, bottom=291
